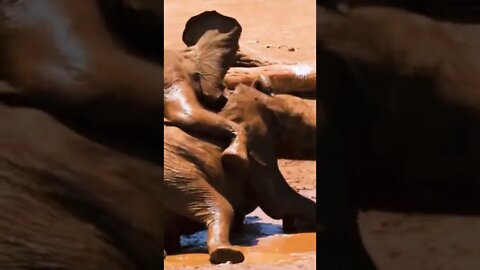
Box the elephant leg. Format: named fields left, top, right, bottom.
left=231, top=213, right=245, bottom=233
left=206, top=206, right=244, bottom=264
left=252, top=74, right=274, bottom=95
left=283, top=216, right=318, bottom=233
left=253, top=164, right=316, bottom=230
left=282, top=216, right=297, bottom=233
left=163, top=175, right=244, bottom=264
left=317, top=128, right=377, bottom=269
left=165, top=93, right=248, bottom=168
left=225, top=65, right=316, bottom=97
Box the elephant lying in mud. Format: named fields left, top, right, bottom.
left=0, top=0, right=167, bottom=136
left=164, top=21, right=249, bottom=168
left=0, top=0, right=314, bottom=150
left=317, top=4, right=480, bottom=269
left=0, top=103, right=165, bottom=270
left=164, top=84, right=317, bottom=264
left=0, top=0, right=252, bottom=169
left=182, top=10, right=318, bottom=98
left=163, top=10, right=316, bottom=172
left=0, top=83, right=316, bottom=268
left=0, top=0, right=282, bottom=168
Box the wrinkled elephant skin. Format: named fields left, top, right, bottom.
left=164, top=84, right=316, bottom=264
left=317, top=4, right=480, bottom=269
left=163, top=11, right=251, bottom=169
left=0, top=105, right=164, bottom=270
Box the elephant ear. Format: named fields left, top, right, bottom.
left=182, top=10, right=242, bottom=47
left=182, top=11, right=242, bottom=95
left=190, top=27, right=241, bottom=96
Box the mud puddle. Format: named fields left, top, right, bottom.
left=164, top=208, right=316, bottom=268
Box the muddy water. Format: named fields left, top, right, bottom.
left=164, top=207, right=316, bottom=268
left=163, top=164, right=316, bottom=270
left=165, top=233, right=316, bottom=267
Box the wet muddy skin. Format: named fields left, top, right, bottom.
left=165, top=1, right=316, bottom=268
left=163, top=137, right=316, bottom=270
left=164, top=159, right=317, bottom=269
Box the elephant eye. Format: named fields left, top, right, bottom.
left=192, top=72, right=201, bottom=82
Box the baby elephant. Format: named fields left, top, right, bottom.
left=164, top=84, right=317, bottom=264
left=164, top=11, right=249, bottom=168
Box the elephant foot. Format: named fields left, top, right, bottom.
left=209, top=246, right=245, bottom=264
left=252, top=74, right=274, bottom=95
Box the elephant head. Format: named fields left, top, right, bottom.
left=182, top=28, right=241, bottom=107
left=222, top=85, right=317, bottom=162
left=182, top=10, right=242, bottom=47
left=220, top=84, right=316, bottom=228
left=164, top=11, right=241, bottom=108
left=179, top=11, right=242, bottom=108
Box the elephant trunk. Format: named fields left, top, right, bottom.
left=249, top=162, right=316, bottom=225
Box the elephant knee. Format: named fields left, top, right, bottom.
left=208, top=198, right=235, bottom=225
left=219, top=201, right=235, bottom=221
left=235, top=123, right=246, bottom=136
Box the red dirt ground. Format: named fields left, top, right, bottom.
left=164, top=0, right=316, bottom=269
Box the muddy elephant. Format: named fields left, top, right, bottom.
left=164, top=10, right=316, bottom=170
left=0, top=1, right=252, bottom=167
left=0, top=83, right=315, bottom=268
left=0, top=4, right=171, bottom=269
left=0, top=0, right=164, bottom=136
left=225, top=64, right=317, bottom=98
left=0, top=1, right=313, bottom=141
left=0, top=102, right=166, bottom=270
left=182, top=10, right=318, bottom=98
left=163, top=13, right=250, bottom=167
left=317, top=4, right=480, bottom=269
left=164, top=84, right=317, bottom=264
